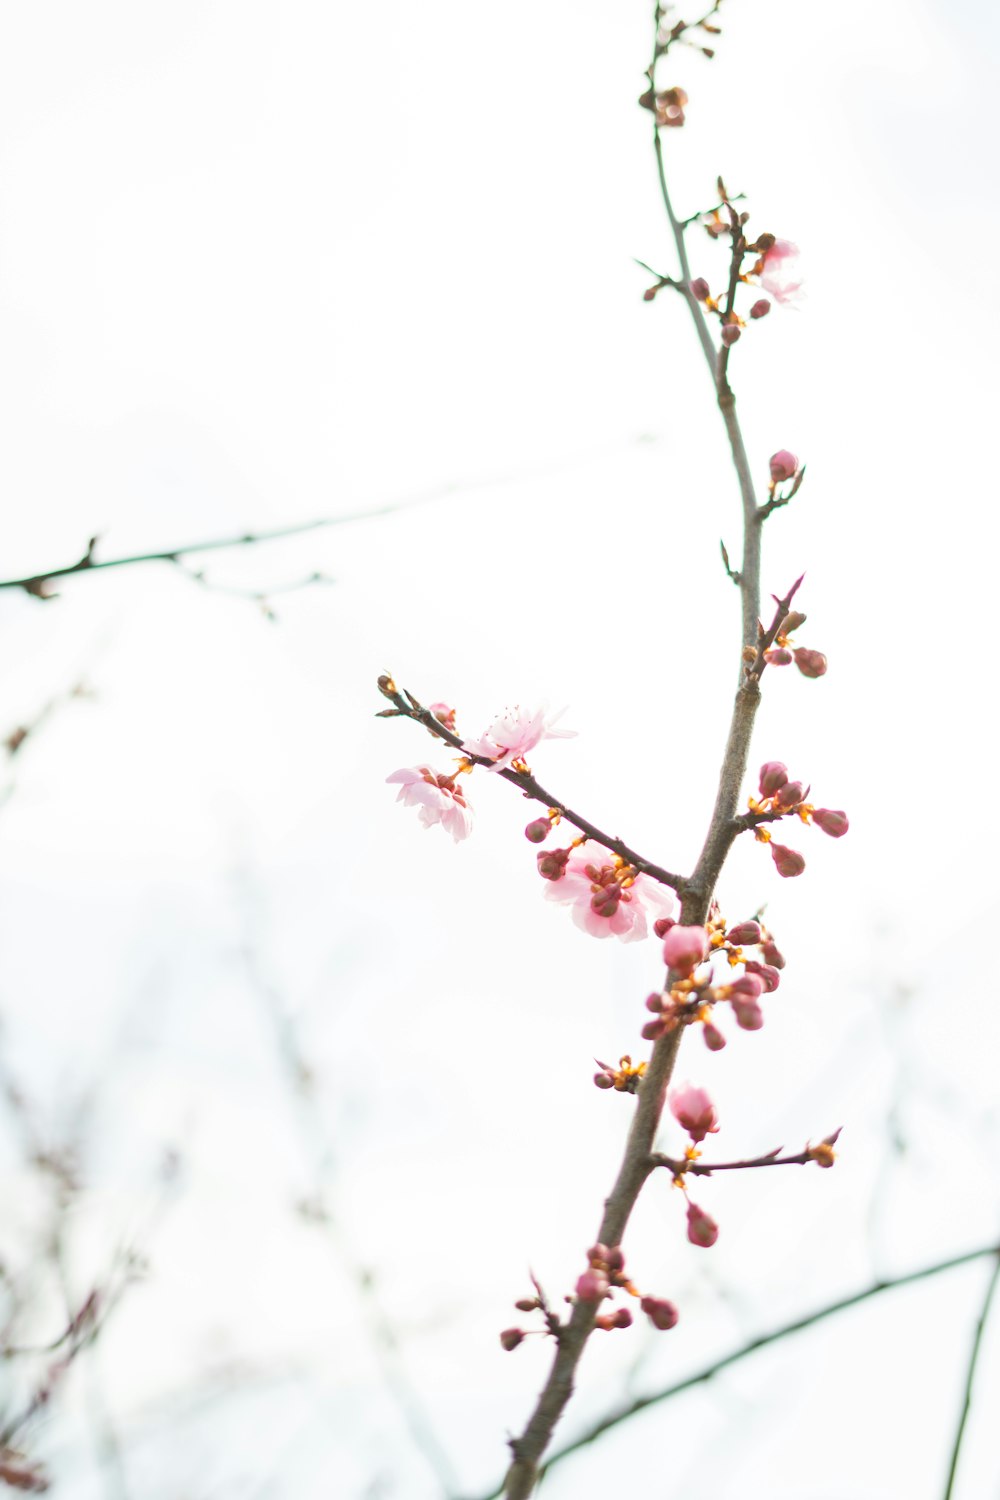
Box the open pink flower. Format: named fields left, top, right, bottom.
left=542, top=845, right=674, bottom=942
left=386, top=766, right=473, bottom=842
left=669, top=1082, right=720, bottom=1142
left=464, top=705, right=575, bottom=771
left=759, top=239, right=804, bottom=305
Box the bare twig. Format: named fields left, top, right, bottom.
left=459, top=1242, right=1000, bottom=1497
left=941, top=1250, right=1000, bottom=1500
left=376, top=680, right=685, bottom=893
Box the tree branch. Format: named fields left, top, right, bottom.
left=941, top=1249, right=1000, bottom=1500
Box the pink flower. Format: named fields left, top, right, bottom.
left=662, top=924, right=710, bottom=975
left=542, top=845, right=675, bottom=942
left=463, top=705, right=575, bottom=771
left=759, top=239, right=804, bottom=305
left=669, top=1082, right=720, bottom=1143
left=386, top=766, right=473, bottom=842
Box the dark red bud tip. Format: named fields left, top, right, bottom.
left=761, top=939, right=786, bottom=969
left=726, top=920, right=761, bottom=945
left=759, top=761, right=789, bottom=796
left=702, top=1020, right=727, bottom=1051
left=642, top=285, right=658, bottom=302
left=641, top=1295, right=679, bottom=1331
left=690, top=277, right=710, bottom=301
left=813, top=807, right=849, bottom=838
left=744, top=959, right=781, bottom=992
left=653, top=916, right=677, bottom=939
left=773, top=780, right=805, bottom=811
left=769, top=450, right=799, bottom=483
left=750, top=298, right=771, bottom=318
left=686, top=1200, right=720, bottom=1248
left=720, top=322, right=742, bottom=346
left=793, top=647, right=828, bottom=679
left=770, top=843, right=806, bottom=878
left=524, top=818, right=551, bottom=844
left=500, top=1328, right=525, bottom=1351
left=537, top=848, right=571, bottom=881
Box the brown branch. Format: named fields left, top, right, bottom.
left=652, top=1135, right=839, bottom=1176
left=942, top=1250, right=1000, bottom=1500
left=376, top=680, right=685, bottom=892
left=461, top=1242, right=1000, bottom=1498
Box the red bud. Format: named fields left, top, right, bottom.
left=793, top=647, right=827, bottom=679
left=750, top=298, right=771, bottom=318
left=812, top=807, right=849, bottom=837
left=770, top=843, right=806, bottom=878
left=759, top=761, right=789, bottom=796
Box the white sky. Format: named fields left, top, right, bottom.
left=1, top=1, right=998, bottom=1497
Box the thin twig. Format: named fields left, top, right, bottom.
left=941, top=1250, right=1000, bottom=1500
left=377, top=681, right=685, bottom=893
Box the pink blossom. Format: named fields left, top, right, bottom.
left=669, top=1082, right=720, bottom=1143
left=463, top=705, right=575, bottom=771
left=662, top=924, right=710, bottom=975
left=386, top=766, right=473, bottom=842
left=542, top=845, right=675, bottom=942
left=759, top=239, right=804, bottom=305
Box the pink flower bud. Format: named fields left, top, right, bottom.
left=645, top=992, right=665, bottom=1013
left=769, top=450, right=798, bottom=483
left=537, top=848, right=570, bottom=881
left=605, top=1246, right=626, bottom=1273
left=773, top=779, right=805, bottom=811
left=770, top=842, right=806, bottom=878
left=702, top=1019, right=727, bottom=1051
left=524, top=817, right=551, bottom=843
left=720, top=322, right=742, bottom=347
left=669, top=1082, right=720, bottom=1143
left=686, top=1200, right=720, bottom=1248
left=812, top=807, right=849, bottom=838
left=690, top=277, right=710, bottom=301
left=575, top=1270, right=610, bottom=1303
left=730, top=973, right=763, bottom=1001
left=642, top=285, right=659, bottom=302
left=586, top=1243, right=611, bottom=1263
left=793, top=647, right=828, bottom=679
left=663, top=924, right=710, bottom=976
left=732, top=997, right=764, bottom=1030
left=500, top=1328, right=525, bottom=1351
left=749, top=298, right=771, bottom=319
left=429, top=702, right=457, bottom=732
left=726, top=920, right=761, bottom=945
left=743, top=959, right=780, bottom=992
left=761, top=939, right=785, bottom=969
left=593, top=1071, right=614, bottom=1089
left=641, top=1017, right=668, bottom=1041
left=759, top=761, right=789, bottom=796
left=781, top=610, right=807, bottom=634
left=764, top=646, right=793, bottom=666
left=514, top=1297, right=540, bottom=1312
left=653, top=916, right=677, bottom=939
left=610, top=1307, right=632, bottom=1328
left=595, top=1306, right=633, bottom=1331
left=641, top=1295, right=679, bottom=1331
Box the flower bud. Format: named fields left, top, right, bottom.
left=761, top=939, right=785, bottom=969
left=770, top=843, right=806, bottom=878
left=730, top=973, right=763, bottom=1001
left=702, top=1019, right=727, bottom=1051
left=575, top=1270, right=610, bottom=1303
left=743, top=959, right=780, bottom=993
left=610, top=1307, right=632, bottom=1328
left=690, top=277, right=710, bottom=301
left=720, top=322, right=742, bottom=347
left=764, top=646, right=792, bottom=666
left=642, top=285, right=659, bottom=302
left=759, top=761, right=789, bottom=796
left=812, top=807, right=849, bottom=838
left=769, top=450, right=798, bottom=483
left=524, top=817, right=551, bottom=843
left=669, top=1082, right=720, bottom=1143
left=641, top=1295, right=679, bottom=1331
left=514, top=1297, right=540, bottom=1312
left=781, top=610, right=807, bottom=634
left=750, top=298, right=771, bottom=318
left=605, top=1246, right=626, bottom=1273
left=773, top=779, right=805, bottom=811
left=663, top=924, right=710, bottom=976
left=429, top=702, right=456, bottom=732
left=591, top=885, right=621, bottom=917
left=793, top=647, right=827, bottom=679
left=641, top=1018, right=667, bottom=1041
left=586, top=1243, right=611, bottom=1263
left=732, top=997, right=764, bottom=1030
left=500, top=1328, right=525, bottom=1351
left=653, top=916, right=677, bottom=939
left=593, top=1071, right=614, bottom=1089
left=537, top=848, right=570, bottom=881
left=726, top=920, right=761, bottom=945
left=686, top=1200, right=720, bottom=1248
left=595, top=1306, right=633, bottom=1331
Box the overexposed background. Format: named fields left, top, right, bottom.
left=1, top=1, right=998, bottom=1496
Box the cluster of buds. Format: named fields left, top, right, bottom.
left=638, top=84, right=689, bottom=127
left=634, top=911, right=785, bottom=1048
left=500, top=1242, right=681, bottom=1350
left=685, top=215, right=803, bottom=346
left=593, top=1055, right=646, bottom=1093
left=761, top=600, right=826, bottom=678
left=750, top=761, right=849, bottom=878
